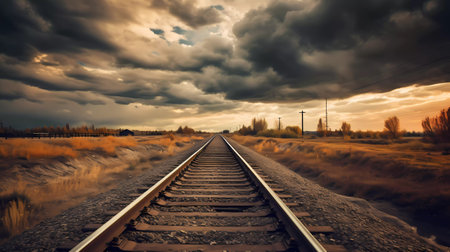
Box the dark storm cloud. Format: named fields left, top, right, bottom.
left=1, top=0, right=449, bottom=112
left=116, top=36, right=233, bottom=72
left=151, top=0, right=223, bottom=28
left=0, top=0, right=127, bottom=61
left=0, top=79, right=108, bottom=105
left=228, top=0, right=450, bottom=100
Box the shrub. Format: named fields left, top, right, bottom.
left=280, top=130, right=299, bottom=138
left=252, top=118, right=268, bottom=134
left=256, top=129, right=300, bottom=138
left=256, top=129, right=279, bottom=138
left=384, top=116, right=401, bottom=139
left=341, top=122, right=351, bottom=136
left=317, top=118, right=325, bottom=137
left=422, top=107, right=450, bottom=143
left=285, top=126, right=301, bottom=135
left=176, top=126, right=195, bottom=134
left=238, top=125, right=253, bottom=135
left=238, top=118, right=268, bottom=135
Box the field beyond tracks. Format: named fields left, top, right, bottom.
left=231, top=135, right=450, bottom=246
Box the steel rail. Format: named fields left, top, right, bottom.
left=70, top=135, right=215, bottom=252
left=222, top=135, right=327, bottom=252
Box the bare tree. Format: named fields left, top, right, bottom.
left=252, top=118, right=268, bottom=134
left=384, top=116, right=400, bottom=139
left=422, top=107, right=450, bottom=143
left=317, top=118, right=325, bottom=137
left=341, top=122, right=351, bottom=136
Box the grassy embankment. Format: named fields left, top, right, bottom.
left=232, top=135, right=450, bottom=228
left=0, top=134, right=204, bottom=241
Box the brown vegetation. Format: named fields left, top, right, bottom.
left=341, top=122, right=351, bottom=137
left=0, top=134, right=205, bottom=241
left=237, top=118, right=302, bottom=138
left=0, top=139, right=77, bottom=159
left=422, top=107, right=450, bottom=144
left=0, top=124, right=118, bottom=138
left=232, top=135, right=450, bottom=236
left=384, top=116, right=401, bottom=139
left=0, top=136, right=137, bottom=160
left=317, top=118, right=325, bottom=137
left=238, top=118, right=268, bottom=135
left=176, top=126, right=195, bottom=134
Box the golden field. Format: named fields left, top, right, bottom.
left=0, top=134, right=205, bottom=241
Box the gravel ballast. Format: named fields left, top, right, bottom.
left=1, top=135, right=447, bottom=251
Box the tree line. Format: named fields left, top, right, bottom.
left=0, top=123, right=119, bottom=138
left=238, top=118, right=302, bottom=138
left=237, top=106, right=449, bottom=143
left=0, top=123, right=201, bottom=138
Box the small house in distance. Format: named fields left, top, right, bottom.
left=119, top=129, right=134, bottom=136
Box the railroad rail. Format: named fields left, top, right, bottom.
left=70, top=135, right=344, bottom=251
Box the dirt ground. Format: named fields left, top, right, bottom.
left=231, top=134, right=450, bottom=248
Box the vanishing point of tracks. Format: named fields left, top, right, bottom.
left=71, top=135, right=345, bottom=251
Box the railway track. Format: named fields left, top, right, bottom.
left=70, top=135, right=345, bottom=251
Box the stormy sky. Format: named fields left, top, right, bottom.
left=0, top=0, right=449, bottom=131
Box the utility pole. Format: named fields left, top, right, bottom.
left=299, top=110, right=306, bottom=137
left=278, top=117, right=281, bottom=131
left=325, top=98, right=328, bottom=135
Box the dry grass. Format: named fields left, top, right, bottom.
left=232, top=135, right=450, bottom=226
left=0, top=136, right=138, bottom=160
left=0, top=139, right=77, bottom=159
left=0, top=134, right=205, bottom=242
left=0, top=164, right=127, bottom=241
left=70, top=136, right=137, bottom=154
left=0, top=194, right=32, bottom=238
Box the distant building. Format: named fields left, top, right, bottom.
left=222, top=130, right=230, bottom=134
left=119, top=129, right=134, bottom=136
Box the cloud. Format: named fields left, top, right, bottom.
left=229, top=0, right=450, bottom=101
left=0, top=0, right=449, bottom=131
left=0, top=0, right=127, bottom=61
left=0, top=79, right=109, bottom=105
left=151, top=0, right=223, bottom=28
left=116, top=35, right=233, bottom=72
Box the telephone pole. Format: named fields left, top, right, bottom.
left=325, top=98, right=328, bottom=135
left=278, top=117, right=281, bottom=131
left=299, top=110, right=306, bottom=137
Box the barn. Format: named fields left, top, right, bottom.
left=119, top=129, right=134, bottom=136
